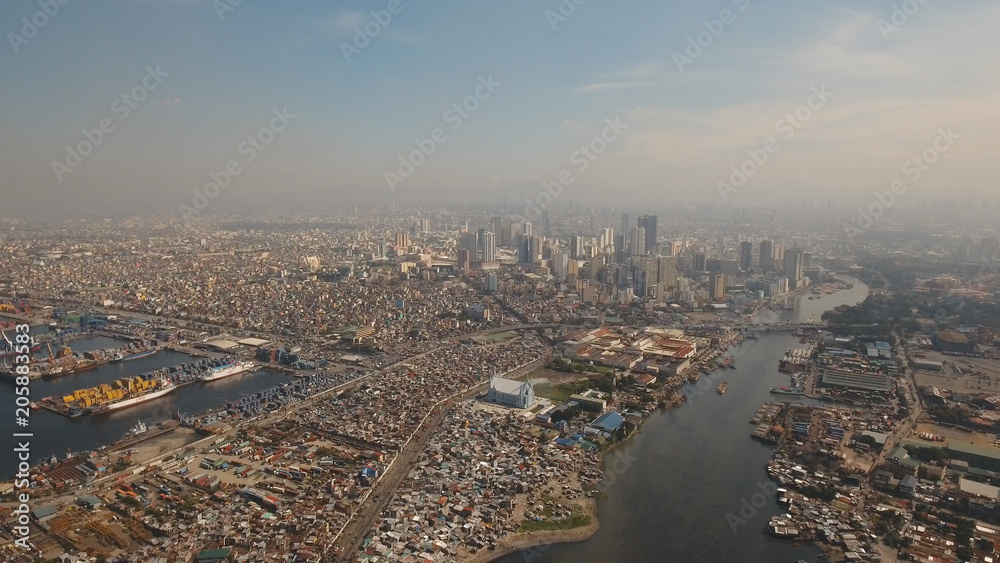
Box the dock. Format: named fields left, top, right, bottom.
left=107, top=421, right=179, bottom=452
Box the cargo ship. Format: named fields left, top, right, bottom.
left=717, top=382, right=728, bottom=394
left=57, top=376, right=177, bottom=415
left=201, top=359, right=255, bottom=382
left=118, top=348, right=157, bottom=362
left=0, top=330, right=42, bottom=359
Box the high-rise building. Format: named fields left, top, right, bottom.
left=518, top=235, right=532, bottom=264
left=570, top=235, right=584, bottom=260
left=693, top=252, right=707, bottom=272
left=784, top=247, right=804, bottom=286
left=485, top=271, right=498, bottom=293
left=552, top=252, right=569, bottom=281
left=490, top=216, right=502, bottom=241
left=759, top=240, right=774, bottom=272
left=523, top=221, right=533, bottom=237
left=709, top=273, right=727, bottom=301
left=457, top=248, right=470, bottom=271
left=621, top=213, right=630, bottom=238
left=600, top=228, right=614, bottom=251
left=479, top=230, right=496, bottom=263
left=629, top=227, right=646, bottom=257
left=395, top=232, right=411, bottom=248
left=658, top=256, right=678, bottom=292
left=740, top=241, right=754, bottom=271
left=637, top=215, right=657, bottom=255
left=460, top=231, right=479, bottom=263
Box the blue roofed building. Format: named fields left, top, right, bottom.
left=588, top=411, right=625, bottom=434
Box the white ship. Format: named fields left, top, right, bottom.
left=99, top=382, right=177, bottom=413
left=200, top=360, right=255, bottom=382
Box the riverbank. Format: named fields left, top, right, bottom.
left=476, top=332, right=748, bottom=561
left=469, top=495, right=599, bottom=563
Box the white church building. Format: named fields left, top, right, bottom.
left=486, top=373, right=535, bottom=409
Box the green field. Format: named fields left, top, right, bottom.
left=519, top=513, right=592, bottom=533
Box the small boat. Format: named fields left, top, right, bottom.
left=717, top=382, right=728, bottom=394
left=125, top=419, right=147, bottom=438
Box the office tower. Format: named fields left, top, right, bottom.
left=479, top=230, right=496, bottom=263
left=377, top=241, right=387, bottom=258
left=529, top=236, right=542, bottom=263
left=740, top=241, right=754, bottom=271
left=518, top=235, right=531, bottom=264
left=637, top=215, right=657, bottom=255
left=460, top=231, right=479, bottom=262
left=570, top=235, right=584, bottom=260
left=615, top=232, right=627, bottom=254
left=773, top=245, right=786, bottom=272
left=658, top=256, right=678, bottom=292
left=501, top=223, right=512, bottom=245
left=783, top=247, right=804, bottom=286
left=490, top=216, right=502, bottom=241
left=523, top=221, right=533, bottom=237
left=759, top=240, right=774, bottom=272
left=634, top=268, right=648, bottom=297
left=485, top=271, right=498, bottom=293
left=552, top=252, right=569, bottom=281
left=694, top=252, right=707, bottom=272
left=457, top=248, right=470, bottom=271
left=600, top=228, right=614, bottom=251
left=621, top=213, right=630, bottom=238
left=542, top=210, right=551, bottom=236
left=803, top=252, right=812, bottom=268
left=630, top=227, right=646, bottom=257
left=709, top=273, right=727, bottom=301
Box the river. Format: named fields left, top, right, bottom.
left=0, top=333, right=296, bottom=477
left=496, top=274, right=870, bottom=563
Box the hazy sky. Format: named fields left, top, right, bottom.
left=1, top=0, right=997, bottom=214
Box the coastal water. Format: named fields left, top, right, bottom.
left=497, top=275, right=869, bottom=563
left=0, top=335, right=295, bottom=476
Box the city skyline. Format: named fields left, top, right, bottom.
left=2, top=1, right=998, bottom=215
